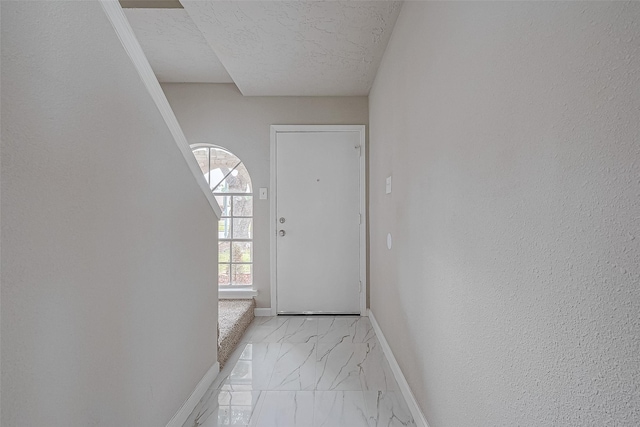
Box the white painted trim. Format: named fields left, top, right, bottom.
left=99, top=0, right=221, bottom=220
left=368, top=309, right=430, bottom=427
left=218, top=288, right=257, bottom=299
left=270, top=125, right=367, bottom=316
left=270, top=125, right=368, bottom=133
left=269, top=126, right=278, bottom=317
left=165, top=362, right=220, bottom=427
left=254, top=308, right=273, bottom=317
left=357, top=128, right=367, bottom=316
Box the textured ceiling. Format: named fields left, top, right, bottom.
left=120, top=0, right=183, bottom=8
left=124, top=8, right=233, bottom=83
left=181, top=1, right=402, bottom=96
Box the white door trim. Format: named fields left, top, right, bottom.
left=270, top=125, right=367, bottom=316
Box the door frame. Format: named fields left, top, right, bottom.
left=269, top=125, right=367, bottom=316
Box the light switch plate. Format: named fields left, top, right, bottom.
left=385, top=176, right=392, bottom=194
left=259, top=188, right=268, bottom=200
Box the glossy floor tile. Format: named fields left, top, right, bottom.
left=314, top=391, right=369, bottom=427
left=269, top=343, right=317, bottom=390
left=184, top=316, right=416, bottom=427
left=254, top=391, right=314, bottom=427
left=316, top=342, right=369, bottom=391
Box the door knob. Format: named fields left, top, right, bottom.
left=279, top=217, right=286, bottom=223
left=279, top=230, right=286, bottom=237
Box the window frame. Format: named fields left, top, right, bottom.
left=190, top=143, right=253, bottom=289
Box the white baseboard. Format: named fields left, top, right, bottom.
left=166, top=361, right=219, bottom=427
left=254, top=308, right=273, bottom=317
left=368, top=309, right=430, bottom=427
left=219, top=288, right=258, bottom=299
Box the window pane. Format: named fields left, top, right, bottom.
left=192, top=148, right=209, bottom=180
left=232, top=264, right=252, bottom=285
left=232, top=242, right=252, bottom=263
left=210, top=146, right=240, bottom=169
left=213, top=162, right=252, bottom=193
left=219, top=218, right=232, bottom=239
left=215, top=195, right=231, bottom=216
left=219, top=264, right=230, bottom=286
left=207, top=147, right=253, bottom=193
left=207, top=166, right=226, bottom=191
left=233, top=218, right=252, bottom=239
left=233, top=196, right=253, bottom=217
left=208, top=147, right=239, bottom=190
left=219, top=241, right=230, bottom=263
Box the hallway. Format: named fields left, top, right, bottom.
left=3, top=2, right=639, bottom=425
left=184, top=316, right=416, bottom=426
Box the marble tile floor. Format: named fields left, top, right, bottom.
left=184, top=316, right=416, bottom=427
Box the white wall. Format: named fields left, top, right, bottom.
left=1, top=2, right=218, bottom=426
left=369, top=2, right=640, bottom=426
left=162, top=83, right=368, bottom=308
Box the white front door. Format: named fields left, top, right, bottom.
left=272, top=126, right=364, bottom=314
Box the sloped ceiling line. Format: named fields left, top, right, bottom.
left=127, top=1, right=403, bottom=96
left=182, top=1, right=402, bottom=96
left=124, top=8, right=233, bottom=83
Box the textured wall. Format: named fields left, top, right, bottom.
left=369, top=2, right=640, bottom=426
left=162, top=83, right=368, bottom=308
left=1, top=2, right=218, bottom=425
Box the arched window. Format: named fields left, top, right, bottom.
left=191, top=144, right=253, bottom=287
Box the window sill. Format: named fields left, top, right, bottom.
left=219, top=288, right=258, bottom=300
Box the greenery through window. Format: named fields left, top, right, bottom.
left=192, top=144, right=253, bottom=287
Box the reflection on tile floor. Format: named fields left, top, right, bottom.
left=184, top=316, right=416, bottom=427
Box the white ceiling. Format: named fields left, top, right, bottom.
left=124, top=1, right=402, bottom=96
left=124, top=8, right=233, bottom=83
